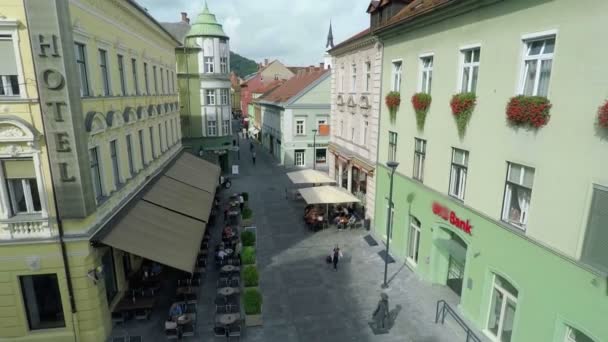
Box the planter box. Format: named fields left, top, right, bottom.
left=245, top=303, right=263, bottom=327
left=241, top=217, right=254, bottom=226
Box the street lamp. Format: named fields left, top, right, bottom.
left=312, top=129, right=318, bottom=170
left=382, top=160, right=399, bottom=289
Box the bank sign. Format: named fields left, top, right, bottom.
left=432, top=202, right=473, bottom=235
left=25, top=0, right=96, bottom=218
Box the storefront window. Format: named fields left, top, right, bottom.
left=408, top=216, right=421, bottom=264
left=487, top=274, right=518, bottom=342
left=315, top=148, right=326, bottom=164
left=102, top=249, right=118, bottom=303
left=359, top=171, right=367, bottom=195
left=351, top=167, right=360, bottom=193
left=20, top=274, right=65, bottom=330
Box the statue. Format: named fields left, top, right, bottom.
left=370, top=292, right=390, bottom=333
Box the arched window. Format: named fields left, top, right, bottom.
left=407, top=216, right=421, bottom=264
left=487, top=274, right=518, bottom=342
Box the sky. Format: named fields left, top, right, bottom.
left=138, top=0, right=371, bottom=66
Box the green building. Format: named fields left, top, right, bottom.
left=163, top=3, right=234, bottom=171
left=371, top=0, right=608, bottom=341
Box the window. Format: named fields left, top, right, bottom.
left=170, top=120, right=175, bottom=144
left=98, top=49, right=110, bottom=96
left=419, top=56, right=433, bottom=94
left=487, top=274, right=518, bottom=342
left=74, top=43, right=90, bottom=96
left=351, top=63, right=357, bottom=92
left=20, top=274, right=65, bottom=330
left=220, top=89, right=229, bottom=105
left=461, top=47, right=480, bottom=93
left=317, top=119, right=327, bottom=132
left=138, top=129, right=146, bottom=166
left=143, top=62, right=149, bottom=94
left=207, top=120, right=217, bottom=136
left=164, top=121, right=169, bottom=149
left=126, top=134, right=134, bottom=175
left=521, top=36, right=555, bottom=97
left=149, top=126, right=155, bottom=158
left=117, top=54, right=126, bottom=95
left=160, top=67, right=165, bottom=94
left=581, top=186, right=608, bottom=273
left=89, top=147, right=103, bottom=201
left=205, top=89, right=216, bottom=105
left=408, top=216, right=421, bottom=264
left=565, top=326, right=596, bottom=342
left=131, top=58, right=139, bottom=95
left=222, top=120, right=230, bottom=135
left=449, top=148, right=468, bottom=200
left=388, top=131, right=397, bottom=162
left=204, top=57, right=214, bottom=73
left=109, top=140, right=120, bottom=187
left=413, top=138, right=426, bottom=182
left=295, top=119, right=305, bottom=135
left=220, top=57, right=228, bottom=73
left=171, top=71, right=176, bottom=93
left=166, top=69, right=170, bottom=93
left=294, top=150, right=305, bottom=166
left=340, top=64, right=345, bottom=92
left=101, top=249, right=117, bottom=303
left=362, top=121, right=368, bottom=145
left=0, top=34, right=20, bottom=96
left=153, top=65, right=158, bottom=94
left=7, top=178, right=41, bottom=215
left=502, top=163, right=534, bottom=229
left=391, top=60, right=402, bottom=92
left=158, top=123, right=164, bottom=152
left=315, top=149, right=326, bottom=164
left=365, top=61, right=371, bottom=92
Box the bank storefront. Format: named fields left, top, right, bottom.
left=374, top=165, right=607, bottom=342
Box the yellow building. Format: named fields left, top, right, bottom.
left=0, top=1, right=196, bottom=341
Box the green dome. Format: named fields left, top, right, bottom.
left=186, top=2, right=228, bottom=38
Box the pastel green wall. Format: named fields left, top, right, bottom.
left=176, top=49, right=203, bottom=138
left=374, top=166, right=608, bottom=342
left=292, top=74, right=331, bottom=105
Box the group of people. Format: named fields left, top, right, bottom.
left=304, top=205, right=325, bottom=231
left=331, top=205, right=357, bottom=230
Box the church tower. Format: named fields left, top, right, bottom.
left=324, top=21, right=334, bottom=69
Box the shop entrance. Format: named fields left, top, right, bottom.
left=434, top=228, right=468, bottom=298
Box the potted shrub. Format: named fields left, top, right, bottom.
left=242, top=246, right=256, bottom=265
left=242, top=265, right=259, bottom=287
left=385, top=91, right=401, bottom=121
left=597, top=101, right=608, bottom=129
left=243, top=288, right=263, bottom=326
left=411, top=93, right=432, bottom=131
left=241, top=230, right=256, bottom=247
left=241, top=206, right=253, bottom=226
left=450, top=93, right=477, bottom=138
left=505, top=95, right=551, bottom=129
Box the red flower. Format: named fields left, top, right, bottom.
left=598, top=101, right=608, bottom=129
left=505, top=96, right=551, bottom=129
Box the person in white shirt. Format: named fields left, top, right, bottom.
left=239, top=194, right=244, bottom=211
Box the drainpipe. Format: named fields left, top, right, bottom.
left=183, top=45, right=192, bottom=144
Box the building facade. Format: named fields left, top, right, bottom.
left=0, top=1, right=181, bottom=341
left=171, top=4, right=233, bottom=171
left=255, top=67, right=331, bottom=169
left=328, top=28, right=382, bottom=229
left=372, top=1, right=607, bottom=342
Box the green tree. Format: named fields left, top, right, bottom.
left=230, top=51, right=258, bottom=78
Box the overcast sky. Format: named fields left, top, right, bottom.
left=138, top=0, right=371, bottom=66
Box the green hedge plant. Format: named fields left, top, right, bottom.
left=243, top=265, right=259, bottom=287
left=242, top=207, right=253, bottom=219
left=241, top=230, right=256, bottom=247
left=242, top=192, right=249, bottom=201
left=243, top=288, right=262, bottom=315
left=242, top=246, right=256, bottom=265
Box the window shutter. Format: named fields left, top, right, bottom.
left=3, top=160, right=36, bottom=179
left=581, top=187, right=608, bottom=273
left=0, top=38, right=18, bottom=75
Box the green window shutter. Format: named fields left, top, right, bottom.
left=3, top=160, right=36, bottom=179
left=581, top=187, right=608, bottom=273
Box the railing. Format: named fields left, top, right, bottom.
left=0, top=218, right=52, bottom=240
left=435, top=300, right=481, bottom=342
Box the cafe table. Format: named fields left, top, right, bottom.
left=217, top=313, right=240, bottom=325
left=217, top=287, right=237, bottom=296
left=176, top=286, right=199, bottom=295
left=221, top=265, right=236, bottom=273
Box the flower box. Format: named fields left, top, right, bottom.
left=385, top=91, right=401, bottom=120
left=243, top=288, right=263, bottom=327
left=598, top=101, right=608, bottom=129
left=505, top=95, right=551, bottom=129
left=411, top=93, right=432, bottom=131
left=450, top=93, right=477, bottom=138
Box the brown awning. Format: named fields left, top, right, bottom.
left=100, top=201, right=204, bottom=273
left=165, top=153, right=221, bottom=193
left=143, top=176, right=213, bottom=222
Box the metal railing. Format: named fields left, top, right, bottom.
left=435, top=300, right=481, bottom=342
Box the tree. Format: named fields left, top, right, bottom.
left=230, top=51, right=258, bottom=78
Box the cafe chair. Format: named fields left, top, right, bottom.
left=111, top=312, right=127, bottom=326
left=214, top=324, right=227, bottom=337
left=134, top=309, right=150, bottom=320
left=229, top=278, right=240, bottom=287
left=215, top=304, right=229, bottom=314
left=164, top=328, right=179, bottom=340
left=228, top=324, right=242, bottom=341
left=181, top=322, right=195, bottom=337
left=217, top=278, right=229, bottom=288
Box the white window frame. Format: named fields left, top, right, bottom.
left=295, top=119, right=305, bottom=136
left=138, top=129, right=146, bottom=167
left=220, top=57, right=228, bottom=73
left=152, top=65, right=158, bottom=94
left=117, top=54, right=127, bottom=96
left=109, top=139, right=121, bottom=188
left=160, top=67, right=165, bottom=94
left=518, top=31, right=557, bottom=97
left=365, top=61, right=371, bottom=92
left=485, top=275, right=518, bottom=342
left=449, top=148, right=468, bottom=200
left=74, top=42, right=90, bottom=96
left=501, top=162, right=534, bottom=229
left=7, top=178, right=40, bottom=215
left=204, top=56, right=215, bottom=73
left=459, top=45, right=481, bottom=93
left=207, top=120, right=217, bottom=136
left=351, top=63, right=357, bottom=92
left=222, top=120, right=230, bottom=135
left=220, top=88, right=229, bottom=105
left=294, top=150, right=305, bottom=167
left=143, top=62, right=149, bottom=95
left=158, top=123, right=164, bottom=152
left=413, top=138, right=426, bottom=182
left=418, top=54, right=433, bottom=94
left=205, top=89, right=216, bottom=105
left=391, top=59, right=402, bottom=92
left=0, top=22, right=26, bottom=98
left=407, top=216, right=421, bottom=265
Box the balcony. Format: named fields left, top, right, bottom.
left=0, top=217, right=53, bottom=241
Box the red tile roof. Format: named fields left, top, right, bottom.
left=257, top=67, right=329, bottom=104
left=378, top=0, right=455, bottom=30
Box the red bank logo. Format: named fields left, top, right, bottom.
left=432, top=202, right=472, bottom=235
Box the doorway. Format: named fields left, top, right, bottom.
left=446, top=232, right=467, bottom=296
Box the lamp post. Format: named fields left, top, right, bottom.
left=312, top=128, right=318, bottom=170
left=382, top=160, right=399, bottom=289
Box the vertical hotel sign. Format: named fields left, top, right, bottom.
left=24, top=0, right=95, bottom=218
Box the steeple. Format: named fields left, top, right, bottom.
left=326, top=20, right=334, bottom=50
left=186, top=0, right=228, bottom=38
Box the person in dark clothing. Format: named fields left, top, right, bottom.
left=252, top=151, right=256, bottom=165
left=250, top=141, right=254, bottom=151
left=332, top=247, right=340, bottom=271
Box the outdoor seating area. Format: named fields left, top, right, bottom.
left=304, top=203, right=363, bottom=232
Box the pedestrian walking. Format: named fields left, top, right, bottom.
left=239, top=193, right=244, bottom=211
left=249, top=141, right=254, bottom=151
left=252, top=151, right=256, bottom=165
left=223, top=207, right=228, bottom=222
left=332, top=247, right=341, bottom=271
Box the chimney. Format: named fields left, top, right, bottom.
left=319, top=62, right=325, bottom=69
left=264, top=58, right=269, bottom=66
left=181, top=12, right=188, bottom=23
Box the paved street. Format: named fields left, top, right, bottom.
left=195, top=126, right=486, bottom=341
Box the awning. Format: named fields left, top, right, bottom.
left=165, top=152, right=221, bottom=193
left=143, top=176, right=213, bottom=222
left=298, top=185, right=360, bottom=205
left=287, top=169, right=336, bottom=185
left=100, top=201, right=204, bottom=273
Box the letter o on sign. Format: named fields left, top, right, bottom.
left=42, top=69, right=65, bottom=90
